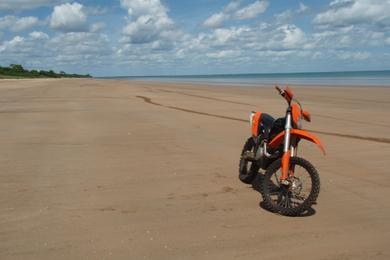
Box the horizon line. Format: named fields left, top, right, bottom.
left=98, top=69, right=390, bottom=78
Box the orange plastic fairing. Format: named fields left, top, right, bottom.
left=269, top=129, right=326, bottom=155
left=284, top=87, right=294, bottom=102
left=302, top=110, right=311, bottom=122
left=291, top=104, right=301, bottom=126
left=251, top=112, right=262, bottom=137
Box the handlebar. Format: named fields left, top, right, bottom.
left=275, top=86, right=307, bottom=118
left=275, top=86, right=283, bottom=95
left=275, top=85, right=293, bottom=104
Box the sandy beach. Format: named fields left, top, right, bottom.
left=1, top=78, right=389, bottom=259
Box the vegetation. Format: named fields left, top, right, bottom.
left=0, top=64, right=92, bottom=79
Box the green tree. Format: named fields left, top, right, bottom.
left=10, top=64, right=25, bottom=73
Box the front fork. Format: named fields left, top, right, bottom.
left=280, top=109, right=295, bottom=183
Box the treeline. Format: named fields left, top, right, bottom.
left=0, top=64, right=92, bottom=78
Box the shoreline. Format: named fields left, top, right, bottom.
left=3, top=76, right=390, bottom=88
left=97, top=77, right=390, bottom=88
left=97, top=69, right=390, bottom=87
left=100, top=78, right=390, bottom=90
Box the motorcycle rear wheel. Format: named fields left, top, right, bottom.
left=238, top=137, right=260, bottom=184
left=261, top=157, right=320, bottom=216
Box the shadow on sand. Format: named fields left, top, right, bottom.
left=251, top=173, right=316, bottom=217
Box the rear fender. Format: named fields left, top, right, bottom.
left=269, top=129, right=326, bottom=155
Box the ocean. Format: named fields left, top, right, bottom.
left=103, top=70, right=390, bottom=87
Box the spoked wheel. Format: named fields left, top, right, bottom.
left=261, top=157, right=320, bottom=216
left=238, top=137, right=259, bottom=184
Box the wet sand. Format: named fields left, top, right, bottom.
left=1, top=79, right=389, bottom=259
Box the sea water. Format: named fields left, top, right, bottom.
left=104, top=70, right=390, bottom=87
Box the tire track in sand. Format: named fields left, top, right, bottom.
left=155, top=88, right=254, bottom=106
left=152, top=88, right=390, bottom=128
left=136, top=96, right=247, bottom=122
left=136, top=95, right=390, bottom=144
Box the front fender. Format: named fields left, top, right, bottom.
left=269, top=129, right=326, bottom=155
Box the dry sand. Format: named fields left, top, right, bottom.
left=0, top=78, right=389, bottom=259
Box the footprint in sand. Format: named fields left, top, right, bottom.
left=222, top=186, right=236, bottom=193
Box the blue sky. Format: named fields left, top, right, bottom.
left=0, top=0, right=389, bottom=76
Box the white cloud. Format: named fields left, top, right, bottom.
left=275, top=10, right=293, bottom=24
left=314, top=0, right=390, bottom=27
left=12, top=16, right=39, bottom=32
left=224, top=0, right=241, bottom=13
left=203, top=12, right=229, bottom=28
left=213, top=27, right=249, bottom=45
left=0, top=27, right=112, bottom=74
left=50, top=2, right=88, bottom=32
left=174, top=21, right=314, bottom=67
left=203, top=0, right=268, bottom=28
left=48, top=32, right=112, bottom=60
left=0, top=15, right=39, bottom=32
left=279, top=25, right=306, bottom=48
left=122, top=15, right=174, bottom=44
left=0, top=34, right=50, bottom=59
left=91, top=22, right=106, bottom=33
left=206, top=49, right=241, bottom=58
left=275, top=2, right=307, bottom=25
left=235, top=1, right=268, bottom=20
left=310, top=25, right=389, bottom=49
left=336, top=51, right=371, bottom=60
left=29, top=31, right=49, bottom=40
left=120, top=0, right=176, bottom=44
left=329, top=0, right=354, bottom=7
left=202, top=1, right=235, bottom=28
left=386, top=37, right=390, bottom=45
left=120, top=0, right=169, bottom=18
left=0, top=36, right=24, bottom=53
left=0, top=0, right=60, bottom=10
left=0, top=16, right=15, bottom=29
left=116, top=0, right=187, bottom=69
left=297, top=2, right=308, bottom=13
left=84, top=6, right=109, bottom=16
left=178, top=26, right=249, bottom=57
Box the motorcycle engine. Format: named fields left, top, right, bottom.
left=254, top=140, right=267, bottom=169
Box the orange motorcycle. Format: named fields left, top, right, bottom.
left=239, top=86, right=325, bottom=216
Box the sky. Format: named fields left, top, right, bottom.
left=0, top=0, right=390, bottom=76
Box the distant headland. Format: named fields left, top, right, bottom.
left=0, top=64, right=92, bottom=79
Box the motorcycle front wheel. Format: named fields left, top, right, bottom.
left=261, top=157, right=320, bottom=216
left=238, top=137, right=260, bottom=184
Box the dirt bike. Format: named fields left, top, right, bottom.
left=239, top=86, right=325, bottom=216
